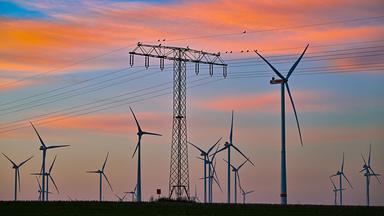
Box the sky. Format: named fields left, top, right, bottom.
left=0, top=0, right=383, bottom=205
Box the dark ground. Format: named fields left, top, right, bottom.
left=1, top=201, right=383, bottom=216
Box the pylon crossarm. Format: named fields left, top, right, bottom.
left=129, top=43, right=227, bottom=66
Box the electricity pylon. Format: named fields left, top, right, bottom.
left=129, top=43, right=227, bottom=200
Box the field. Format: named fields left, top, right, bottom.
left=1, top=201, right=383, bottom=216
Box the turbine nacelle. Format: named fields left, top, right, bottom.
left=270, top=78, right=285, bottom=85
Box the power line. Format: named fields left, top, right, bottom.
left=0, top=76, right=224, bottom=134
left=1, top=50, right=383, bottom=116
left=2, top=44, right=382, bottom=109
left=1, top=64, right=382, bottom=133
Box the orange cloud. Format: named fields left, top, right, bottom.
left=1, top=0, right=383, bottom=90
left=33, top=112, right=168, bottom=134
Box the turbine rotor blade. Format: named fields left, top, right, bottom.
left=46, top=145, right=70, bottom=150
left=49, top=175, right=60, bottom=193
left=1, top=153, right=17, bottom=167
left=341, top=153, right=345, bottom=172
left=342, top=173, right=353, bottom=189
left=368, top=143, right=371, bottom=166
left=102, top=152, right=109, bottom=172
left=361, top=154, right=367, bottom=167
left=211, top=145, right=227, bottom=157
left=49, top=155, right=57, bottom=173
left=188, top=141, right=206, bottom=155
left=36, top=176, right=41, bottom=190
left=286, top=44, right=309, bottom=79
left=329, top=176, right=337, bottom=190
left=285, top=83, right=303, bottom=146
left=129, top=106, right=142, bottom=133
left=223, top=159, right=236, bottom=170
left=132, top=138, right=140, bottom=158
left=19, top=156, right=33, bottom=167
left=230, top=111, right=234, bottom=144
left=103, top=173, right=113, bottom=192
left=238, top=160, right=248, bottom=170
left=254, top=51, right=285, bottom=80
left=142, top=131, right=162, bottom=136
left=86, top=170, right=99, bottom=173
left=30, top=122, right=46, bottom=148
left=368, top=167, right=381, bottom=184
left=208, top=137, right=222, bottom=154
left=231, top=144, right=255, bottom=166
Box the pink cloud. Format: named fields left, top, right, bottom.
left=196, top=90, right=333, bottom=113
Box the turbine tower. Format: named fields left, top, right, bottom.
left=87, top=152, right=113, bottom=201
left=215, top=111, right=254, bottom=204
left=130, top=106, right=162, bottom=202
left=188, top=137, right=222, bottom=203
left=2, top=153, right=33, bottom=201
left=360, top=144, right=381, bottom=206
left=255, top=45, right=308, bottom=205
left=224, top=159, right=248, bottom=204
left=129, top=43, right=227, bottom=200
left=330, top=153, right=353, bottom=206
left=30, top=122, right=69, bottom=201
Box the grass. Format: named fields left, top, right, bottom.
left=1, top=201, right=383, bottom=216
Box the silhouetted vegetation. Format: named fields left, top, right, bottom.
left=1, top=201, right=383, bottom=216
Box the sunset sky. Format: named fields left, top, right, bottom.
left=0, top=0, right=383, bottom=205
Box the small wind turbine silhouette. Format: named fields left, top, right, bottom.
left=255, top=45, right=308, bottom=205
left=30, top=122, right=69, bottom=201
left=87, top=152, right=113, bottom=202
left=188, top=137, right=222, bottom=203
left=207, top=156, right=222, bottom=203
left=330, top=153, right=353, bottom=206
left=129, top=106, right=161, bottom=202
left=124, top=185, right=137, bottom=202
left=31, top=155, right=60, bottom=201
left=2, top=153, right=33, bottom=201
left=35, top=176, right=52, bottom=201
left=239, top=187, right=254, bottom=204
left=329, top=176, right=344, bottom=206
left=215, top=111, right=254, bottom=204
left=360, top=144, right=381, bottom=206
left=224, top=159, right=248, bottom=204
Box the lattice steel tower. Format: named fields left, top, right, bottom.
left=129, top=43, right=227, bottom=200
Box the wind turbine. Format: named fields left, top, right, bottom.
left=35, top=176, right=52, bottom=201
left=31, top=155, right=60, bottom=201
left=87, top=152, right=113, bottom=201
left=239, top=187, right=254, bottom=204
left=330, top=153, right=353, bottom=206
left=188, top=137, right=222, bottom=203
left=30, top=122, right=69, bottom=201
left=329, top=176, right=344, bottom=206
left=2, top=153, right=33, bottom=201
left=224, top=159, right=247, bottom=204
left=124, top=185, right=137, bottom=202
left=255, top=45, right=308, bottom=205
left=360, top=144, right=381, bottom=206
left=207, top=156, right=222, bottom=203
left=129, top=106, right=161, bottom=202
left=215, top=111, right=254, bottom=204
